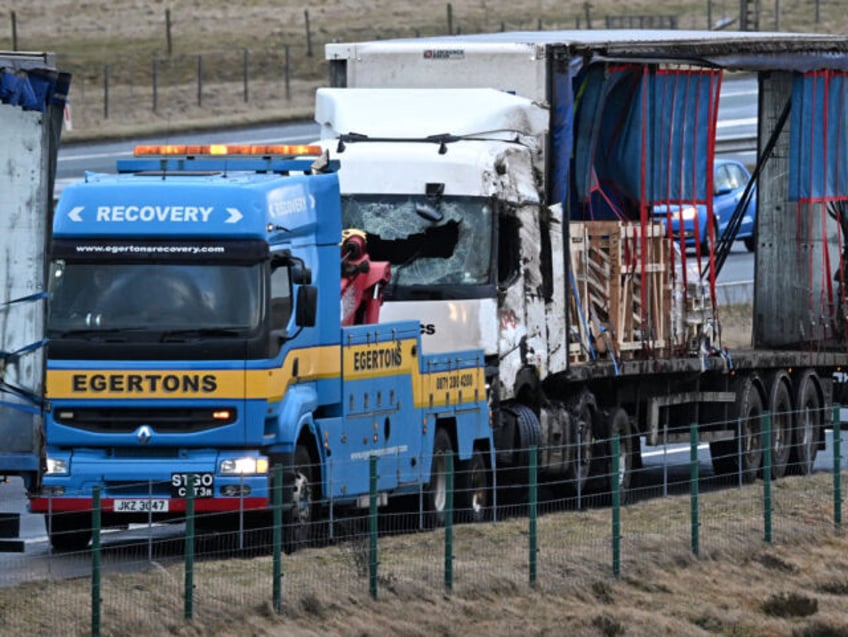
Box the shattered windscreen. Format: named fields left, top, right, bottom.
left=341, top=194, right=494, bottom=289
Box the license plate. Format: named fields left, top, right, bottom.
left=113, top=499, right=170, bottom=513
left=169, top=472, right=214, bottom=498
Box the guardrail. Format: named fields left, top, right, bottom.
left=715, top=134, right=757, bottom=155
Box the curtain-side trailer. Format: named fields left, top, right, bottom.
left=320, top=30, right=848, bottom=494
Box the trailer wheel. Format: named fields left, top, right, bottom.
left=426, top=428, right=454, bottom=528
left=736, top=375, right=764, bottom=483
left=458, top=450, right=489, bottom=523
left=766, top=372, right=793, bottom=479
left=46, top=512, right=91, bottom=552
left=605, top=407, right=634, bottom=503
left=284, top=443, right=317, bottom=553
left=711, top=376, right=763, bottom=483
left=789, top=371, right=822, bottom=475
left=567, top=390, right=598, bottom=493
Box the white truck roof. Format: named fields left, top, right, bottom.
left=315, top=87, right=548, bottom=139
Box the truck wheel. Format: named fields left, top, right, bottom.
left=788, top=371, right=822, bottom=475
left=426, top=428, right=454, bottom=528
left=46, top=512, right=92, bottom=552
left=711, top=376, right=763, bottom=483
left=566, top=390, right=598, bottom=494
left=284, top=443, right=316, bottom=553
left=735, top=376, right=764, bottom=483
left=605, top=408, right=634, bottom=503
left=766, top=372, right=793, bottom=479
left=458, top=450, right=489, bottom=523
left=744, top=235, right=756, bottom=252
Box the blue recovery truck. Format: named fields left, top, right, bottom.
left=29, top=144, right=493, bottom=551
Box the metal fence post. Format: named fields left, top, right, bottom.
left=369, top=455, right=378, bottom=600
left=689, top=423, right=699, bottom=557
left=284, top=44, right=291, bottom=101
left=328, top=460, right=335, bottom=543
left=444, top=452, right=454, bottom=592
left=102, top=64, right=110, bottom=120
left=184, top=475, right=195, bottom=620
left=152, top=59, right=159, bottom=113
left=576, top=428, right=583, bottom=510
left=47, top=491, right=53, bottom=574
left=91, top=486, right=101, bottom=637
left=833, top=404, right=842, bottom=530
left=243, top=48, right=249, bottom=102
left=304, top=9, right=313, bottom=57
left=196, top=54, right=203, bottom=107
left=148, top=479, right=154, bottom=563
left=762, top=411, right=772, bottom=544
left=662, top=422, right=669, bottom=497
left=736, top=414, right=743, bottom=487
left=611, top=433, right=621, bottom=578
left=529, top=445, right=538, bottom=587
left=272, top=464, right=283, bottom=613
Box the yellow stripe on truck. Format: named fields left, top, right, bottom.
left=46, top=345, right=341, bottom=400
left=46, top=340, right=485, bottom=408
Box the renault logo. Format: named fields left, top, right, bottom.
left=136, top=425, right=153, bottom=445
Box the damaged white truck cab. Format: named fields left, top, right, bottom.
left=317, top=88, right=556, bottom=403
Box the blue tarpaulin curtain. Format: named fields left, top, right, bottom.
left=0, top=67, right=70, bottom=112
left=789, top=70, right=848, bottom=201
left=571, top=63, right=720, bottom=220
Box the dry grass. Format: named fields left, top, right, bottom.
left=2, top=472, right=848, bottom=636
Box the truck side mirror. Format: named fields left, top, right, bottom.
left=295, top=285, right=318, bottom=327
left=291, top=264, right=312, bottom=285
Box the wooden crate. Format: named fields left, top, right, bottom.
left=569, top=220, right=670, bottom=361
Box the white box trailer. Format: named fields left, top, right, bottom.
left=0, top=52, right=69, bottom=486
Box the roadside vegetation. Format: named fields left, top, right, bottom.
left=2, top=472, right=847, bottom=636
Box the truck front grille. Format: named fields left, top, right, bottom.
left=53, top=407, right=237, bottom=434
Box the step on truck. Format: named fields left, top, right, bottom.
left=0, top=52, right=70, bottom=551
left=27, top=143, right=493, bottom=551
left=320, top=30, right=848, bottom=493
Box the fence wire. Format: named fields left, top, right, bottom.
left=0, top=404, right=845, bottom=636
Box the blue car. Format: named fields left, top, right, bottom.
left=652, top=158, right=757, bottom=253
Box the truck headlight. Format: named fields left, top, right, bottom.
left=45, top=457, right=68, bottom=475
left=219, top=457, right=269, bottom=475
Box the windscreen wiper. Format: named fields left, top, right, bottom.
left=160, top=328, right=242, bottom=342
left=52, top=327, right=148, bottom=341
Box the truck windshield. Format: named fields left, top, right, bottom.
left=47, top=262, right=262, bottom=333
left=341, top=194, right=494, bottom=290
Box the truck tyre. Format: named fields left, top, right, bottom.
left=458, top=449, right=489, bottom=523
left=788, top=371, right=822, bottom=475
left=284, top=443, right=316, bottom=553
left=766, top=372, right=793, bottom=479
left=566, top=390, right=599, bottom=494
left=710, top=376, right=763, bottom=483
left=46, top=512, right=91, bottom=552
left=605, top=407, right=634, bottom=503
left=426, top=427, right=454, bottom=528
left=509, top=403, right=541, bottom=471
left=736, top=375, right=765, bottom=483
